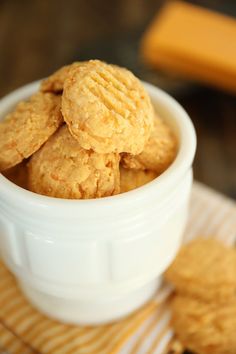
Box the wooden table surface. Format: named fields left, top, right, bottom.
left=0, top=0, right=236, bottom=199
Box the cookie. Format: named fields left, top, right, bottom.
left=40, top=62, right=83, bottom=93
left=0, top=92, right=63, bottom=171
left=165, top=238, right=236, bottom=302
left=61, top=60, right=154, bottom=154
left=2, top=161, right=28, bottom=189
left=120, top=167, right=157, bottom=193
left=122, top=115, right=177, bottom=173
left=171, top=294, right=236, bottom=354
left=28, top=125, right=120, bottom=199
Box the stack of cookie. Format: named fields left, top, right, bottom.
left=0, top=60, right=177, bottom=199
left=165, top=238, right=236, bottom=354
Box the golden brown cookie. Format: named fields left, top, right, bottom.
left=2, top=161, right=28, bottom=189
left=171, top=294, right=236, bottom=354
left=61, top=60, right=154, bottom=154
left=0, top=92, right=63, bottom=172
left=122, top=115, right=177, bottom=173
left=120, top=167, right=157, bottom=193
left=40, top=62, right=83, bottom=93
left=28, top=125, right=120, bottom=199
left=165, top=238, right=236, bottom=303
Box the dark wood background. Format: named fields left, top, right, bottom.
left=0, top=0, right=236, bottom=198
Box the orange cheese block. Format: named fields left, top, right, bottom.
left=141, top=1, right=236, bottom=93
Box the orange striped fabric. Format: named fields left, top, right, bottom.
left=0, top=181, right=235, bottom=354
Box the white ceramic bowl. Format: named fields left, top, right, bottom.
left=0, top=81, right=196, bottom=325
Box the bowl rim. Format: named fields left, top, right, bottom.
left=0, top=80, right=196, bottom=210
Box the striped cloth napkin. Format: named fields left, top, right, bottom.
left=0, top=181, right=235, bottom=354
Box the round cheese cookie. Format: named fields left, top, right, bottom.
left=2, top=161, right=28, bottom=189
left=120, top=167, right=157, bottom=193
left=165, top=238, right=236, bottom=303
left=61, top=60, right=154, bottom=154
left=40, top=62, right=83, bottom=93
left=28, top=125, right=120, bottom=199
left=0, top=92, right=63, bottom=172
left=122, top=115, right=177, bottom=173
left=171, top=294, right=236, bottom=354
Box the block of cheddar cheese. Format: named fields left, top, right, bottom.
left=141, top=1, right=236, bottom=93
